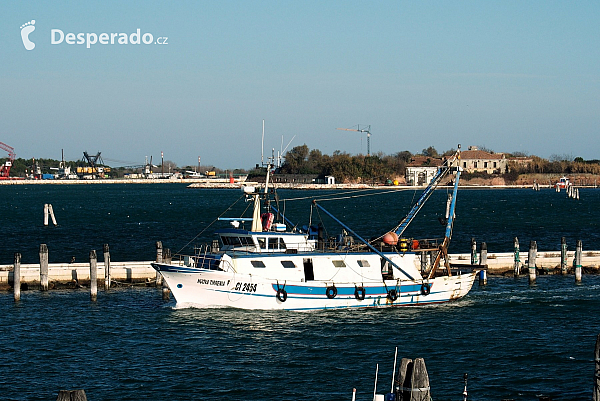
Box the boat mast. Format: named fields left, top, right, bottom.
left=393, top=145, right=461, bottom=237
left=427, top=165, right=462, bottom=278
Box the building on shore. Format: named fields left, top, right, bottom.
left=405, top=156, right=444, bottom=186
left=452, top=146, right=508, bottom=174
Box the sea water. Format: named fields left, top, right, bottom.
left=0, top=184, right=599, bottom=400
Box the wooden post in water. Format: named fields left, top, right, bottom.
left=513, top=237, right=520, bottom=277
left=56, top=389, right=87, bottom=401
left=479, top=242, right=487, bottom=286
left=39, top=243, right=49, bottom=291
left=162, top=248, right=171, bottom=300
left=470, top=238, right=478, bottom=265
left=43, top=203, right=49, bottom=226
left=561, top=237, right=568, bottom=275
left=13, top=253, right=21, bottom=302
left=594, top=333, right=600, bottom=401
left=396, top=358, right=413, bottom=401
left=48, top=204, right=57, bottom=226
left=411, top=358, right=430, bottom=401
left=89, top=250, right=97, bottom=302
left=575, top=239, right=582, bottom=284
left=528, top=240, right=537, bottom=285
left=155, top=241, right=163, bottom=286
left=103, top=243, right=111, bottom=291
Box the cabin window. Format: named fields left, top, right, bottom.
left=241, top=237, right=253, bottom=245
left=332, top=260, right=346, bottom=268
left=257, top=237, right=266, bottom=249
left=268, top=238, right=278, bottom=249
left=281, top=260, right=296, bottom=268
left=278, top=238, right=287, bottom=249
left=357, top=260, right=370, bottom=267
left=251, top=260, right=266, bottom=268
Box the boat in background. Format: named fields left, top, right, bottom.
left=555, top=176, right=571, bottom=189
left=152, top=145, right=479, bottom=310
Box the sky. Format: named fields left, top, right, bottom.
left=2, top=1, right=599, bottom=169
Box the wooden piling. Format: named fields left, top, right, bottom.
left=479, top=242, right=487, bottom=285
left=39, top=243, right=49, bottom=291
left=56, top=389, right=87, bottom=401
left=410, top=358, right=430, bottom=401
left=528, top=240, right=537, bottom=285
left=513, top=237, right=520, bottom=276
left=155, top=241, right=163, bottom=286
left=43, top=203, right=49, bottom=226
left=594, top=333, right=600, bottom=401
left=103, top=243, right=111, bottom=291
left=13, top=253, right=21, bottom=302
left=396, top=358, right=412, bottom=400
left=561, top=237, right=568, bottom=275
left=48, top=204, right=57, bottom=226
left=575, top=239, right=582, bottom=283
left=89, top=250, right=97, bottom=302
left=162, top=248, right=171, bottom=300
left=470, top=238, right=478, bottom=265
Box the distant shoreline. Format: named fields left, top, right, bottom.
left=0, top=178, right=597, bottom=189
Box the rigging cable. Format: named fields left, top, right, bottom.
left=175, top=193, right=247, bottom=254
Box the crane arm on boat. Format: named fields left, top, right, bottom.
left=428, top=166, right=462, bottom=279
left=312, top=200, right=415, bottom=281
left=394, top=146, right=461, bottom=237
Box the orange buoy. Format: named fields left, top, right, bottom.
left=382, top=232, right=398, bottom=245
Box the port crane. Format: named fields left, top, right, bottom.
left=336, top=125, right=372, bottom=156
left=0, top=141, right=16, bottom=179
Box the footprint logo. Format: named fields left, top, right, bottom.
left=20, top=20, right=36, bottom=50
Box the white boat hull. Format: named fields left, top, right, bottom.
left=153, top=263, right=477, bottom=311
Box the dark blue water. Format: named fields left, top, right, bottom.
left=1, top=185, right=599, bottom=400
left=2, top=185, right=600, bottom=264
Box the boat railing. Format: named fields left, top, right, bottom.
left=316, top=236, right=445, bottom=254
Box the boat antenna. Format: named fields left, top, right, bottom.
left=373, top=363, right=379, bottom=401
left=261, top=119, right=265, bottom=165
left=390, top=347, right=398, bottom=394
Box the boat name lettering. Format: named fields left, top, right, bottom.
left=197, top=279, right=227, bottom=286
left=234, top=282, right=257, bottom=292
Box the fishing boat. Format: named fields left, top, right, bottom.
left=152, top=145, right=479, bottom=311
left=555, top=176, right=571, bottom=189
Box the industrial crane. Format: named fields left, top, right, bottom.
left=0, top=141, right=16, bottom=179
left=336, top=125, right=372, bottom=156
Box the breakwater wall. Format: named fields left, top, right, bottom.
left=2, top=250, right=599, bottom=292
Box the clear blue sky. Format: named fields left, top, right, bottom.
left=2, top=0, right=599, bottom=168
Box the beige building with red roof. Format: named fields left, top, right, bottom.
left=454, top=146, right=507, bottom=174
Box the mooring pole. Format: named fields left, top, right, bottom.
left=13, top=253, right=21, bottom=302
left=594, top=333, right=600, bottom=401
left=561, top=237, right=568, bottom=275
left=470, top=238, right=478, bottom=266
left=155, top=241, right=163, bottom=286
left=575, top=239, right=582, bottom=284
left=39, top=243, right=49, bottom=291
left=162, top=248, right=171, bottom=300
left=103, top=244, right=111, bottom=291
left=513, top=237, right=520, bottom=277
left=528, top=240, right=537, bottom=285
left=48, top=204, right=57, bottom=226
left=43, top=203, right=49, bottom=226
left=479, top=242, right=487, bottom=286
left=89, top=250, right=97, bottom=302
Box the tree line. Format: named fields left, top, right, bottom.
left=249, top=145, right=600, bottom=184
